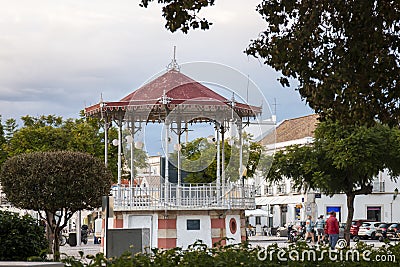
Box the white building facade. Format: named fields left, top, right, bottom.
left=250, top=114, right=400, bottom=229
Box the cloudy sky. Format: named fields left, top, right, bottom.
left=0, top=0, right=312, bottom=126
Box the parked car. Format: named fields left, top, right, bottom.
left=354, top=222, right=383, bottom=241
left=376, top=223, right=393, bottom=241
left=350, top=219, right=374, bottom=238
left=385, top=223, right=400, bottom=240
left=339, top=222, right=346, bottom=239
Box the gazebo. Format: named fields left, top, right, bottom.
left=85, top=59, right=262, bottom=253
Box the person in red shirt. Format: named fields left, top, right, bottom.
left=325, top=211, right=339, bottom=249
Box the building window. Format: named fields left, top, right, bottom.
left=187, top=219, right=200, bottom=230
left=264, top=185, right=273, bottom=195
left=372, top=180, right=385, bottom=192
left=255, top=186, right=261, bottom=196
left=367, top=206, right=381, bottom=221
left=255, top=216, right=261, bottom=225
left=277, top=183, right=286, bottom=194
left=326, top=206, right=341, bottom=222
left=289, top=181, right=298, bottom=194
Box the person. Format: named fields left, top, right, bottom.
left=287, top=223, right=293, bottom=242
left=315, top=215, right=326, bottom=244
left=304, top=215, right=315, bottom=244
left=326, top=211, right=339, bottom=250
left=248, top=224, right=255, bottom=236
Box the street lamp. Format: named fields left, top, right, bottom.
left=391, top=188, right=398, bottom=222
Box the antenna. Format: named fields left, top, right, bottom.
left=166, top=46, right=180, bottom=71
left=273, top=98, right=277, bottom=116
left=271, top=98, right=278, bottom=123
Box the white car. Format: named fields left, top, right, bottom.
left=356, top=222, right=382, bottom=240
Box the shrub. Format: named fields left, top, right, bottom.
left=0, top=210, right=48, bottom=260
left=62, top=240, right=400, bottom=266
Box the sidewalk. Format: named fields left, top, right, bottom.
left=248, top=235, right=287, bottom=242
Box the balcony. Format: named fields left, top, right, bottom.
left=111, top=183, right=255, bottom=211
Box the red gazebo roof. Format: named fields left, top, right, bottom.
left=85, top=69, right=261, bottom=122
left=121, top=70, right=227, bottom=103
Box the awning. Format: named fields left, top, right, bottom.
left=256, top=195, right=303, bottom=206
left=245, top=209, right=270, bottom=217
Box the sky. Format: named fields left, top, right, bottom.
left=0, top=0, right=313, bottom=153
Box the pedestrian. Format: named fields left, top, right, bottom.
left=326, top=211, right=339, bottom=250
left=315, top=215, right=326, bottom=244
left=304, top=215, right=315, bottom=244
left=287, top=223, right=293, bottom=242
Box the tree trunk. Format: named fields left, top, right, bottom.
left=47, top=211, right=61, bottom=261
left=344, top=192, right=355, bottom=246
left=53, top=229, right=61, bottom=261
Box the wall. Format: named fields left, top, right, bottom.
left=125, top=214, right=158, bottom=248
left=225, top=215, right=241, bottom=244
left=176, top=215, right=211, bottom=248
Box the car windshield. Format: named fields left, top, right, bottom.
left=361, top=223, right=371, bottom=227
left=378, top=223, right=387, bottom=228
left=390, top=224, right=399, bottom=228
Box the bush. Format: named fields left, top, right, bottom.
left=0, top=210, right=48, bottom=261
left=61, top=240, right=400, bottom=267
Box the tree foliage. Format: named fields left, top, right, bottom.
left=170, top=136, right=262, bottom=184
left=0, top=151, right=113, bottom=260
left=142, top=1, right=400, bottom=126
left=0, top=210, right=48, bottom=261
left=0, top=116, right=7, bottom=165
left=266, top=120, right=400, bottom=244
left=139, top=0, right=215, bottom=33
left=1, top=114, right=149, bottom=182
left=246, top=0, right=400, bottom=126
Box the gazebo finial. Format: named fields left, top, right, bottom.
left=166, top=46, right=180, bottom=71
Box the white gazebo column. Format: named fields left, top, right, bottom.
left=128, top=125, right=134, bottom=186
left=117, top=120, right=123, bottom=202
left=237, top=120, right=244, bottom=202
left=216, top=122, right=221, bottom=204
left=164, top=121, right=170, bottom=204
left=221, top=123, right=225, bottom=200
left=238, top=121, right=243, bottom=185
left=177, top=121, right=182, bottom=205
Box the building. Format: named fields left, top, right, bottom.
left=250, top=114, right=400, bottom=229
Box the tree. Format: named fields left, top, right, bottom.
left=141, top=1, right=400, bottom=127
left=247, top=1, right=400, bottom=126
left=265, top=120, right=400, bottom=245
left=0, top=151, right=113, bottom=261
left=0, top=116, right=7, bottom=164
left=170, top=136, right=262, bottom=184
left=2, top=114, right=148, bottom=182
left=0, top=210, right=48, bottom=261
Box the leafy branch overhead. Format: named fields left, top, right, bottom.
left=247, top=0, right=400, bottom=126
left=142, top=0, right=400, bottom=126
left=140, top=0, right=215, bottom=33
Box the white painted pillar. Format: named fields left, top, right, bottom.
left=216, top=123, right=221, bottom=204
left=164, top=122, right=170, bottom=203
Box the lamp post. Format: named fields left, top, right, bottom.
left=390, top=188, right=398, bottom=222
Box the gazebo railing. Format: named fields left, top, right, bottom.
left=111, top=183, right=255, bottom=210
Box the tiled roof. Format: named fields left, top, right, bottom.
left=120, top=70, right=227, bottom=102
left=261, top=114, right=319, bottom=145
